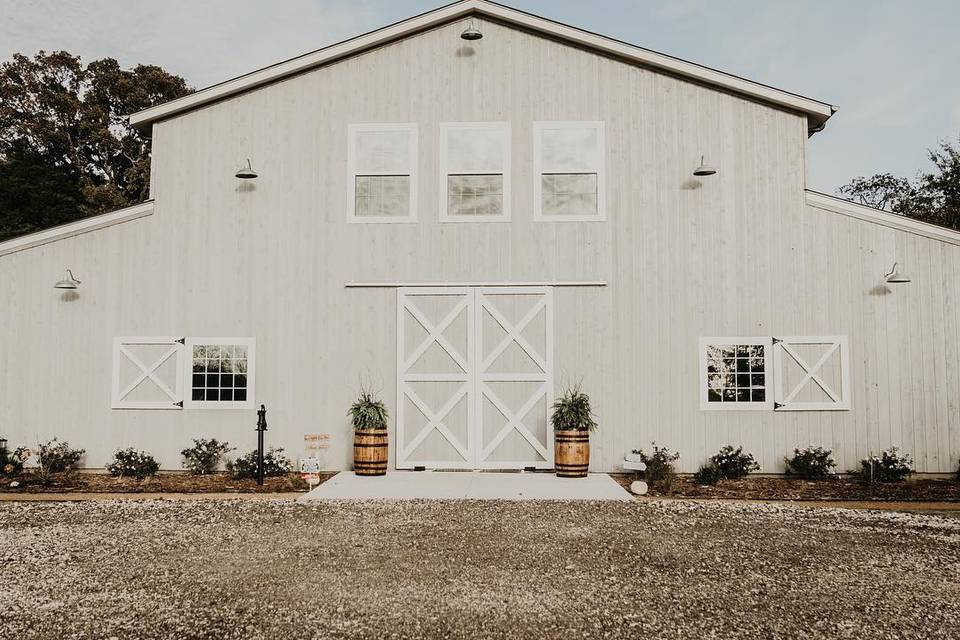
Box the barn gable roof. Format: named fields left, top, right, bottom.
left=128, top=0, right=836, bottom=134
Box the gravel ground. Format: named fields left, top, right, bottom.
left=2, top=499, right=959, bottom=640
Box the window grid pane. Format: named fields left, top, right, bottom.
left=706, top=344, right=766, bottom=404
left=355, top=175, right=410, bottom=218
left=191, top=344, right=249, bottom=403
left=447, top=174, right=503, bottom=217
left=542, top=173, right=598, bottom=217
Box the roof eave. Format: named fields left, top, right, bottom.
left=128, top=0, right=835, bottom=133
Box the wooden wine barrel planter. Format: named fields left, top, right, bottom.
left=554, top=429, right=590, bottom=477
left=354, top=429, right=388, bottom=476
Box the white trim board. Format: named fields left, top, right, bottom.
left=128, top=0, right=834, bottom=133
left=346, top=281, right=607, bottom=288
left=805, top=190, right=960, bottom=247
left=0, top=201, right=155, bottom=258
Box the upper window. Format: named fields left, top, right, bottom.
left=185, top=338, right=256, bottom=409
left=347, top=123, right=418, bottom=223
left=533, top=121, right=605, bottom=221
left=699, top=337, right=772, bottom=411
left=440, top=122, right=511, bottom=222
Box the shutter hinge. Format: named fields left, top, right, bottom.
left=175, top=401, right=184, bottom=408
left=176, top=337, right=186, bottom=344
left=774, top=402, right=785, bottom=410
left=772, top=337, right=782, bottom=344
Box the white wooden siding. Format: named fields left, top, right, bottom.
left=0, top=18, right=957, bottom=473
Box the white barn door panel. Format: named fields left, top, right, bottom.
left=396, top=288, right=475, bottom=469
left=772, top=336, right=850, bottom=411
left=111, top=337, right=185, bottom=409
left=396, top=287, right=554, bottom=470
left=476, top=287, right=554, bottom=469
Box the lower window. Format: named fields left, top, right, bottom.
left=699, top=337, right=772, bottom=410
left=185, top=338, right=256, bottom=409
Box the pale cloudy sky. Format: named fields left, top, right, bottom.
left=3, top=0, right=958, bottom=193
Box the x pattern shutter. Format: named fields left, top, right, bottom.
left=772, top=336, right=850, bottom=411
left=112, top=337, right=185, bottom=409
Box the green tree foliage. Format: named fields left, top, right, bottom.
left=838, top=137, right=960, bottom=232
left=0, top=51, right=192, bottom=241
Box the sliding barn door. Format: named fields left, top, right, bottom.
left=396, top=287, right=554, bottom=470
left=475, top=287, right=554, bottom=469
left=396, top=288, right=475, bottom=469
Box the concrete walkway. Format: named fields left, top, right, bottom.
left=298, top=471, right=633, bottom=501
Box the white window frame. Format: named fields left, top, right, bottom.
left=533, top=121, right=606, bottom=222
left=111, top=336, right=185, bottom=410
left=772, top=336, right=851, bottom=411
left=439, top=121, right=511, bottom=223
left=699, top=337, right=774, bottom=411
left=184, top=337, right=256, bottom=410
left=346, top=123, right=418, bottom=224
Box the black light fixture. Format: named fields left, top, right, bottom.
left=235, top=159, right=258, bottom=180
left=54, top=269, right=82, bottom=290
left=693, top=155, right=717, bottom=177
left=460, top=18, right=483, bottom=40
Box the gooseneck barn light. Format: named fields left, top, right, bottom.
left=460, top=18, right=483, bottom=40
left=693, top=155, right=717, bottom=177
left=54, top=269, right=82, bottom=290
left=885, top=261, right=911, bottom=284
left=235, top=159, right=258, bottom=180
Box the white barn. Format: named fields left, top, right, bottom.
left=2, top=0, right=959, bottom=474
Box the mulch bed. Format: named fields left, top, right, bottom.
left=611, top=473, right=960, bottom=501
left=0, top=471, right=332, bottom=494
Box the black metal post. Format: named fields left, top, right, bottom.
left=256, top=404, right=267, bottom=486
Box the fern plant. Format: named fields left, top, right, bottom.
left=349, top=390, right=389, bottom=431
left=550, top=384, right=597, bottom=432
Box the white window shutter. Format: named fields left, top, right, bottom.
left=111, top=337, right=185, bottom=409
left=772, top=336, right=850, bottom=411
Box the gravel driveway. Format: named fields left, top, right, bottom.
left=2, top=499, right=959, bottom=639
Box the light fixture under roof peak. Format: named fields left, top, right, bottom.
left=460, top=17, right=483, bottom=40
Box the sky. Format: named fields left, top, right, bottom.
left=2, top=0, right=959, bottom=193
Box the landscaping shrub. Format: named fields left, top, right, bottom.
left=708, top=445, right=761, bottom=480
left=349, top=390, right=388, bottom=430
left=957, top=459, right=960, bottom=483
left=0, top=444, right=30, bottom=477
left=632, top=443, right=680, bottom=491
left=784, top=446, right=837, bottom=480
left=181, top=438, right=233, bottom=474
left=36, top=438, right=84, bottom=474
left=550, top=384, right=597, bottom=432
left=227, top=447, right=292, bottom=479
left=106, top=448, right=160, bottom=479
left=693, top=462, right=723, bottom=485
left=857, top=447, right=914, bottom=483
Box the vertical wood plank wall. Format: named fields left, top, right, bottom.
left=1, top=18, right=958, bottom=473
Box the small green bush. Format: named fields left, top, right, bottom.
left=181, top=438, right=233, bottom=474
left=784, top=446, right=837, bottom=480
left=36, top=438, right=84, bottom=474
left=632, top=443, right=680, bottom=492
left=550, top=384, right=597, bottom=432
left=349, top=390, right=389, bottom=431
left=227, top=447, right=292, bottom=479
left=708, top=445, right=760, bottom=480
left=858, top=447, right=914, bottom=483
left=106, top=448, right=160, bottom=479
left=693, top=462, right=723, bottom=485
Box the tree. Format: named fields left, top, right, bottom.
left=0, top=51, right=192, bottom=242
left=838, top=137, right=960, bottom=232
